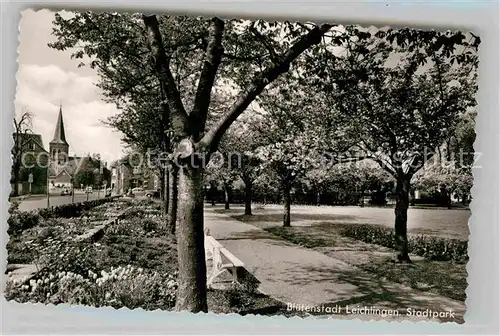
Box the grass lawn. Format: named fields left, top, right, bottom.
left=217, top=207, right=467, bottom=302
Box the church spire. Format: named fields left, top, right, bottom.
left=50, top=103, right=68, bottom=145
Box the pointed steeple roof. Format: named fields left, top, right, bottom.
left=50, top=103, right=68, bottom=145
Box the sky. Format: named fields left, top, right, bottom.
left=14, top=9, right=328, bottom=166
left=15, top=9, right=126, bottom=165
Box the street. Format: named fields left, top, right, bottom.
left=16, top=193, right=104, bottom=212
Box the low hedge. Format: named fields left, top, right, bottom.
left=38, top=196, right=121, bottom=219
left=338, top=224, right=468, bottom=263
left=7, top=211, right=40, bottom=236
left=8, top=196, right=121, bottom=236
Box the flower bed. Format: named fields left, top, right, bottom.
left=5, top=265, right=177, bottom=310
left=6, top=198, right=295, bottom=315
left=8, top=218, right=85, bottom=265
left=7, top=199, right=131, bottom=265
left=337, top=224, right=468, bottom=263
left=6, top=200, right=178, bottom=311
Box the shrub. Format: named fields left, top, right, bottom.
left=141, top=219, right=158, bottom=233
left=6, top=237, right=37, bottom=264
left=38, top=227, right=56, bottom=241
left=338, top=224, right=468, bottom=263
left=8, top=201, right=20, bottom=214
left=9, top=197, right=120, bottom=235
left=7, top=211, right=40, bottom=236
left=121, top=207, right=145, bottom=219
left=38, top=196, right=120, bottom=220
left=135, top=199, right=155, bottom=207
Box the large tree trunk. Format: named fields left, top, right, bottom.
left=209, top=184, right=217, bottom=206
left=168, top=166, right=178, bottom=235
left=438, top=185, right=451, bottom=208
left=243, top=178, right=252, bottom=216
left=142, top=13, right=335, bottom=315
left=165, top=169, right=170, bottom=213
left=316, top=190, right=321, bottom=206
left=394, top=176, right=412, bottom=263
left=160, top=168, right=166, bottom=201
left=283, top=179, right=292, bottom=227
left=409, top=187, right=415, bottom=206
left=159, top=168, right=168, bottom=214
left=223, top=182, right=230, bottom=210
left=461, top=193, right=468, bottom=206
left=175, top=164, right=207, bottom=312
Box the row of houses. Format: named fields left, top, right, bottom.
left=110, top=158, right=160, bottom=194
left=12, top=105, right=160, bottom=196
left=12, top=106, right=80, bottom=195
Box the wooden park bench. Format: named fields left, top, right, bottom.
left=204, top=230, right=244, bottom=287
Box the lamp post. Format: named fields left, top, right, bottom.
left=71, top=177, right=75, bottom=203
left=28, top=173, right=33, bottom=195
left=46, top=163, right=50, bottom=208
left=94, top=168, right=100, bottom=199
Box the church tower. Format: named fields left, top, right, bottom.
left=49, top=104, right=69, bottom=164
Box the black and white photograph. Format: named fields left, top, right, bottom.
left=5, top=8, right=479, bottom=324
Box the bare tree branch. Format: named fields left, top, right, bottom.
left=200, top=23, right=333, bottom=153
left=142, top=14, right=190, bottom=137
left=222, top=52, right=268, bottom=62
left=357, top=142, right=397, bottom=176
left=190, top=18, right=225, bottom=139
left=249, top=22, right=280, bottom=62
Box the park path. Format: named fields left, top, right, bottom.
left=204, top=208, right=466, bottom=322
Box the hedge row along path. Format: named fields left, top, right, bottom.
left=204, top=208, right=466, bottom=323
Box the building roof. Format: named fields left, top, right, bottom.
left=52, top=169, right=73, bottom=180
left=49, top=156, right=88, bottom=178
left=50, top=105, right=68, bottom=145
left=13, top=133, right=48, bottom=153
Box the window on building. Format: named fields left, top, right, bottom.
left=30, top=142, right=36, bottom=151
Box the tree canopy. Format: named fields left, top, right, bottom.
left=49, top=10, right=479, bottom=308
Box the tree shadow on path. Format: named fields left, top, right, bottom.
left=292, top=265, right=464, bottom=323
left=232, top=213, right=357, bottom=223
